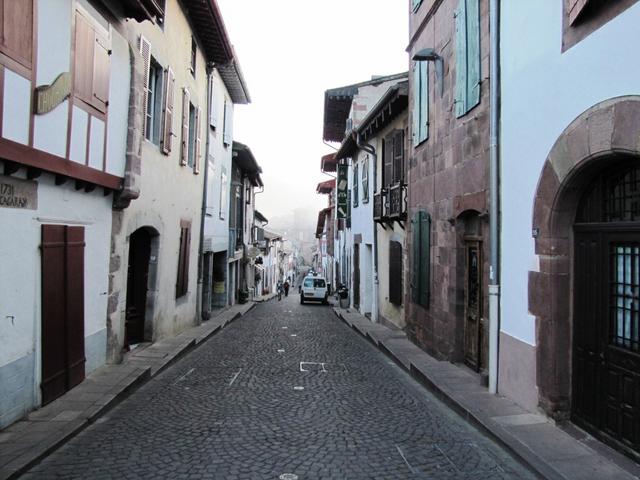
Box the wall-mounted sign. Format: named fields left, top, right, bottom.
left=34, top=72, right=71, bottom=115
left=0, top=176, right=37, bottom=210
left=337, top=164, right=348, bottom=219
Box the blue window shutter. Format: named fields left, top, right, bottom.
left=466, top=0, right=481, bottom=111
left=412, top=62, right=421, bottom=147
left=455, top=0, right=468, bottom=118
left=419, top=211, right=431, bottom=307
left=420, top=61, right=429, bottom=142
left=411, top=211, right=420, bottom=303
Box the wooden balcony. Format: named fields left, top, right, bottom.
left=388, top=183, right=407, bottom=220
left=373, top=190, right=387, bottom=222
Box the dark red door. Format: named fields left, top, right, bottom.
left=125, top=229, right=151, bottom=346
left=41, top=225, right=85, bottom=405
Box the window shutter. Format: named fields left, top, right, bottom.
left=209, top=79, right=218, bottom=129
left=455, top=0, right=468, bottom=118
left=466, top=0, right=480, bottom=111
left=412, top=0, right=422, bottom=13
left=353, top=163, right=358, bottom=207
left=362, top=157, right=368, bottom=203
left=412, top=62, right=420, bottom=147
left=411, top=211, right=420, bottom=303
left=223, top=100, right=232, bottom=146
left=393, top=129, right=404, bottom=184
left=1, top=0, right=33, bottom=69
left=92, top=30, right=110, bottom=111
left=389, top=241, right=403, bottom=306
left=419, top=211, right=431, bottom=307
left=139, top=36, right=151, bottom=137
left=180, top=88, right=190, bottom=166
left=419, top=62, right=429, bottom=143
left=74, top=12, right=94, bottom=107
left=194, top=107, right=202, bottom=174
left=568, top=0, right=589, bottom=25
left=161, top=67, right=174, bottom=154
left=176, top=221, right=191, bottom=298
left=383, top=133, right=394, bottom=188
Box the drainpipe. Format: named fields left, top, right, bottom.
left=197, top=63, right=215, bottom=324
left=488, top=0, right=501, bottom=394
left=356, top=132, right=379, bottom=323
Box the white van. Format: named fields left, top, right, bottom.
left=300, top=274, right=329, bottom=304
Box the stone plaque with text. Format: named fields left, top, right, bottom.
left=0, top=176, right=38, bottom=210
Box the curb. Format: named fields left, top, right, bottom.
left=1, top=302, right=256, bottom=480
left=331, top=307, right=559, bottom=480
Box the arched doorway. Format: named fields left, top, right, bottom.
left=530, top=96, right=640, bottom=460
left=125, top=228, right=154, bottom=348
left=573, top=159, right=640, bottom=456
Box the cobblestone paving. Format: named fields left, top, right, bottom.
left=23, top=297, right=535, bottom=479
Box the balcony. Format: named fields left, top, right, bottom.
left=388, top=183, right=407, bottom=219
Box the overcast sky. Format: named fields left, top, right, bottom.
left=216, top=0, right=409, bottom=222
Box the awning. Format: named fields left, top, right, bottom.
left=316, top=178, right=335, bottom=194
left=321, top=153, right=337, bottom=173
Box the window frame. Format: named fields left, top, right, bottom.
left=144, top=59, right=164, bottom=145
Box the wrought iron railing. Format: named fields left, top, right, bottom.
left=388, top=183, right=407, bottom=219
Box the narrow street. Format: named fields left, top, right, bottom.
left=22, top=298, right=533, bottom=480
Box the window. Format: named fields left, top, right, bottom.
left=412, top=0, right=423, bottom=13
left=412, top=210, right=431, bottom=308
left=176, top=220, right=191, bottom=298
left=362, top=156, right=369, bottom=203
left=0, top=0, right=34, bottom=73
left=455, top=0, right=481, bottom=118
left=412, top=61, right=428, bottom=146
left=74, top=9, right=110, bottom=114
left=180, top=88, right=190, bottom=166
left=209, top=77, right=218, bottom=129
left=144, top=59, right=164, bottom=144
left=384, top=130, right=405, bottom=187
left=190, top=36, right=196, bottom=76
left=353, top=163, right=359, bottom=207
left=389, top=241, right=403, bottom=305
left=187, top=103, right=196, bottom=167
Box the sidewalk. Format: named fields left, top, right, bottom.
left=0, top=302, right=255, bottom=480
left=333, top=306, right=640, bottom=480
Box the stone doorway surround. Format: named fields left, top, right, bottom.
left=530, top=95, right=640, bottom=418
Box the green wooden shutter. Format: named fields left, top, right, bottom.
left=455, top=0, right=467, bottom=118
left=411, top=211, right=421, bottom=303
left=419, top=211, right=431, bottom=307
left=412, top=62, right=420, bottom=147
left=419, top=61, right=429, bottom=143
left=466, top=0, right=481, bottom=111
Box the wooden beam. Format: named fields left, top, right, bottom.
left=55, top=174, right=67, bottom=185
left=3, top=160, right=19, bottom=176
left=84, top=183, right=96, bottom=193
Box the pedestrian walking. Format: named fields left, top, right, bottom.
left=284, top=280, right=290, bottom=297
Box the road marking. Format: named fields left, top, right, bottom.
left=282, top=326, right=288, bottom=329
left=291, top=334, right=297, bottom=337
left=293, top=386, right=304, bottom=391
left=279, top=474, right=298, bottom=480
left=172, top=367, right=195, bottom=385
left=228, top=369, right=242, bottom=386
left=277, top=349, right=285, bottom=353
left=395, top=445, right=416, bottom=474
left=300, top=362, right=327, bottom=372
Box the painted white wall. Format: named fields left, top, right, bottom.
left=500, top=1, right=640, bottom=345
left=204, top=71, right=233, bottom=253
left=0, top=170, right=112, bottom=376
left=2, top=70, right=31, bottom=145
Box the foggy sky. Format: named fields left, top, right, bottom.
left=216, top=0, right=409, bottom=223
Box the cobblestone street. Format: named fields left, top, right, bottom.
left=22, top=298, right=534, bottom=479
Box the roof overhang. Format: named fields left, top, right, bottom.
left=232, top=141, right=263, bottom=187
left=254, top=210, right=268, bottom=224
left=321, top=153, right=337, bottom=173
left=218, top=53, right=251, bottom=104
left=181, top=0, right=234, bottom=64
left=316, top=178, right=336, bottom=194
left=335, top=81, right=409, bottom=160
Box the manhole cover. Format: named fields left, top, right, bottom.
left=279, top=474, right=298, bottom=480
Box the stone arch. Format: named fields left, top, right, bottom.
left=530, top=96, right=640, bottom=418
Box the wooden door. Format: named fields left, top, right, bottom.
left=125, top=229, right=151, bottom=347
left=353, top=243, right=360, bottom=309
left=574, top=230, right=640, bottom=455
left=464, top=242, right=482, bottom=371
left=41, top=225, right=85, bottom=405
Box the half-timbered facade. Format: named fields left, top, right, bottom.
left=0, top=0, right=144, bottom=427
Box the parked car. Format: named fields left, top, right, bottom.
left=300, top=274, right=329, bottom=304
